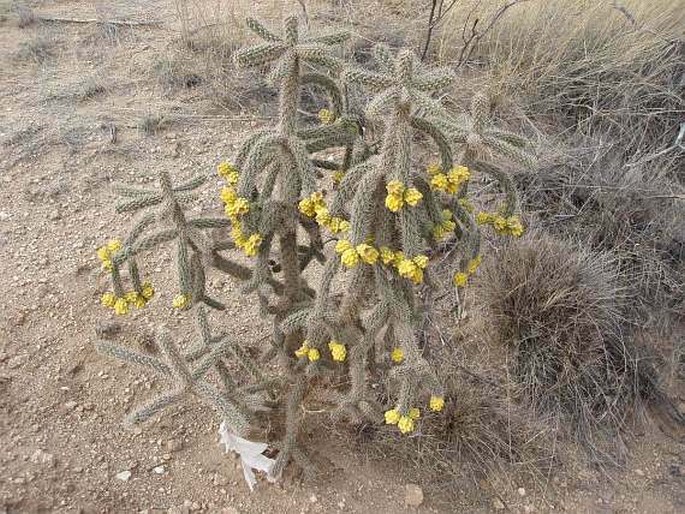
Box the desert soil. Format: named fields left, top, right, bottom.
left=0, top=1, right=683, bottom=513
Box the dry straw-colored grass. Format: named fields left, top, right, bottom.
left=435, top=0, right=684, bottom=164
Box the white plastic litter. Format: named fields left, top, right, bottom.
left=218, top=422, right=276, bottom=492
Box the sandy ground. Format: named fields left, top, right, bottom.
left=0, top=1, right=683, bottom=513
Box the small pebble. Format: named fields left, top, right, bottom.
left=116, top=470, right=132, bottom=482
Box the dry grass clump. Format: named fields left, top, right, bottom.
left=519, top=148, right=684, bottom=323
left=477, top=232, right=675, bottom=459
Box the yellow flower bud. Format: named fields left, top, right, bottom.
left=328, top=341, right=347, bottom=362
left=101, top=292, right=116, bottom=308
left=429, top=395, right=445, bottom=412
left=307, top=348, right=321, bottom=362
left=113, top=297, right=129, bottom=316
left=398, top=416, right=415, bottom=434
left=384, top=408, right=400, bottom=425
left=356, top=243, right=379, bottom=265
left=403, top=188, right=423, bottom=207
left=318, top=108, right=335, bottom=125
left=172, top=293, right=192, bottom=310
left=453, top=272, right=468, bottom=287
left=390, top=347, right=404, bottom=363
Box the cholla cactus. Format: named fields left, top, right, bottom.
left=94, top=16, right=531, bottom=486
left=441, top=92, right=536, bottom=237
left=277, top=46, right=483, bottom=451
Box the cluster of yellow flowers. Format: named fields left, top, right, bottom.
left=396, top=254, right=429, bottom=285
left=172, top=292, right=192, bottom=310
left=335, top=240, right=430, bottom=285
left=384, top=396, right=446, bottom=435
left=220, top=187, right=250, bottom=218
left=327, top=340, right=347, bottom=362
left=230, top=224, right=263, bottom=257
left=217, top=161, right=239, bottom=186
left=217, top=162, right=262, bottom=257
left=427, top=164, right=470, bottom=195
left=299, top=192, right=350, bottom=235
left=384, top=180, right=423, bottom=212
left=96, top=239, right=122, bottom=272
left=432, top=209, right=457, bottom=241
left=390, top=347, right=404, bottom=363
left=476, top=212, right=524, bottom=237
left=318, top=108, right=335, bottom=125
left=384, top=407, right=421, bottom=434
left=295, top=339, right=348, bottom=363
left=453, top=254, right=482, bottom=287
left=334, top=240, right=379, bottom=267
left=101, top=282, right=155, bottom=316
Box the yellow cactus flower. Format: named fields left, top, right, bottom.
left=230, top=224, right=246, bottom=247
left=172, top=293, right=192, bottom=310
left=332, top=170, right=345, bottom=185
left=96, top=239, right=122, bottom=271
left=403, top=187, right=423, bottom=207
left=328, top=340, right=347, bottom=362
left=408, top=408, right=421, bottom=420
left=340, top=248, right=360, bottom=268
left=298, top=192, right=326, bottom=218
left=379, top=246, right=395, bottom=265
left=335, top=239, right=359, bottom=268
left=429, top=395, right=445, bottom=412
left=318, top=108, right=335, bottom=125
left=384, top=191, right=404, bottom=212
left=390, top=347, right=404, bottom=364
left=397, top=255, right=428, bottom=285
left=476, top=211, right=493, bottom=225
left=505, top=216, right=525, bottom=237
left=335, top=239, right=353, bottom=254
left=431, top=165, right=470, bottom=194
left=392, top=251, right=405, bottom=268
left=106, top=239, right=122, bottom=253
left=430, top=173, right=449, bottom=192
left=101, top=292, right=116, bottom=308
left=225, top=197, right=250, bottom=217
left=327, top=216, right=350, bottom=234
left=125, top=291, right=147, bottom=309
left=426, top=162, right=442, bottom=176
left=141, top=281, right=155, bottom=300
left=242, top=233, right=262, bottom=257
left=492, top=215, right=508, bottom=232
left=295, top=341, right=310, bottom=358
left=314, top=208, right=332, bottom=227
left=413, top=255, right=429, bottom=269
left=467, top=255, right=482, bottom=274
left=356, top=244, right=379, bottom=265
left=453, top=272, right=468, bottom=287
left=307, top=348, right=321, bottom=362
left=384, top=408, right=401, bottom=425
left=386, top=180, right=405, bottom=196
left=447, top=165, right=471, bottom=185
left=398, top=416, right=415, bottom=434
left=217, top=161, right=239, bottom=185
left=220, top=186, right=237, bottom=205
left=113, top=297, right=129, bottom=316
